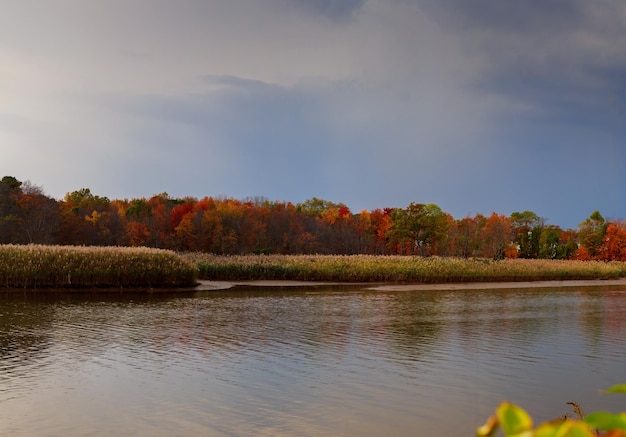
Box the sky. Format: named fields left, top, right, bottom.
left=1, top=0, right=625, bottom=229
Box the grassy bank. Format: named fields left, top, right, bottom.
left=184, top=254, right=626, bottom=283
left=0, top=245, right=197, bottom=288
left=4, top=247, right=625, bottom=289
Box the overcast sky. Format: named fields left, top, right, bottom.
left=2, top=0, right=625, bottom=228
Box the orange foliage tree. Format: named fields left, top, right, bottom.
left=597, top=222, right=626, bottom=261
left=7, top=175, right=626, bottom=261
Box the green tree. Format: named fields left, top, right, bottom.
left=0, top=176, right=23, bottom=243
left=389, top=203, right=449, bottom=256
left=510, top=210, right=544, bottom=258
left=1, top=176, right=22, bottom=190
left=578, top=210, right=607, bottom=259
left=538, top=225, right=561, bottom=259
left=296, top=197, right=344, bottom=218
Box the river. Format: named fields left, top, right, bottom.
left=1, top=284, right=625, bottom=436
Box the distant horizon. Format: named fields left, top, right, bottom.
left=5, top=174, right=615, bottom=231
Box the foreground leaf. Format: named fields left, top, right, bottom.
left=496, top=402, right=533, bottom=436
left=604, top=384, right=626, bottom=396
left=584, top=412, right=626, bottom=431
left=534, top=420, right=595, bottom=437
left=476, top=415, right=498, bottom=437
left=533, top=420, right=567, bottom=437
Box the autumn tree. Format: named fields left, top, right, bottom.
left=147, top=193, right=176, bottom=247
left=450, top=214, right=487, bottom=258
left=170, top=199, right=198, bottom=251
left=318, top=204, right=357, bottom=254
left=577, top=211, right=607, bottom=259
left=121, top=198, right=153, bottom=246
left=266, top=201, right=318, bottom=254
left=483, top=212, right=514, bottom=259
left=15, top=181, right=60, bottom=244
left=198, top=198, right=224, bottom=253
left=351, top=210, right=375, bottom=254
left=293, top=198, right=349, bottom=254
left=59, top=188, right=119, bottom=245
left=8, top=175, right=622, bottom=260
left=243, top=200, right=271, bottom=253
left=367, top=208, right=393, bottom=254
left=597, top=222, right=626, bottom=261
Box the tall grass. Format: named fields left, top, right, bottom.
left=3, top=247, right=623, bottom=288
left=184, top=253, right=626, bottom=283
left=0, top=245, right=198, bottom=288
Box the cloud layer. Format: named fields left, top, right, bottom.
left=2, top=0, right=625, bottom=227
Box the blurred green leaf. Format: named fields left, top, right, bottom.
left=561, top=421, right=596, bottom=437
left=605, top=384, right=626, bottom=395
left=496, top=402, right=533, bottom=436
left=584, top=412, right=626, bottom=431
left=478, top=384, right=626, bottom=436
left=533, top=422, right=564, bottom=437
left=533, top=421, right=567, bottom=437
left=534, top=420, right=595, bottom=437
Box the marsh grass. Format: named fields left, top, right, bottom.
left=4, top=246, right=623, bottom=289
left=184, top=254, right=626, bottom=283
left=0, top=244, right=197, bottom=288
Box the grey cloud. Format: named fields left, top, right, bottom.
left=203, top=75, right=281, bottom=93
left=477, top=65, right=626, bottom=129
left=275, top=0, right=365, bottom=20
left=420, top=0, right=586, bottom=33
left=96, top=77, right=340, bottom=194
left=3, top=0, right=626, bottom=226
left=99, top=71, right=470, bottom=207
left=419, top=0, right=625, bottom=69
left=0, top=112, right=40, bottom=134
left=416, top=0, right=626, bottom=136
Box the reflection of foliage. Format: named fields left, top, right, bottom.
left=385, top=292, right=444, bottom=361
left=0, top=298, right=53, bottom=366
left=476, top=384, right=626, bottom=436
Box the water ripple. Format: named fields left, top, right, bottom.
left=1, top=287, right=626, bottom=435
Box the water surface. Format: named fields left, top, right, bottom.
left=1, top=285, right=625, bottom=436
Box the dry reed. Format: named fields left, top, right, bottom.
left=0, top=244, right=198, bottom=288
left=184, top=253, right=626, bottom=283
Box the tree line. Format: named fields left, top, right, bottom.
left=1, top=175, right=625, bottom=260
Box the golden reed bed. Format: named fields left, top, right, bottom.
left=0, top=244, right=197, bottom=288
left=184, top=254, right=626, bottom=283
left=3, top=246, right=625, bottom=289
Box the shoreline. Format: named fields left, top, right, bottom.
left=195, top=278, right=626, bottom=291
left=3, top=278, right=625, bottom=293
